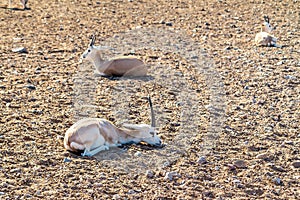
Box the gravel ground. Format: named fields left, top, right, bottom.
left=0, top=0, right=299, bottom=199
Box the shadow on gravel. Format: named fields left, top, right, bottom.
left=98, top=75, right=155, bottom=82
left=0, top=6, right=31, bottom=11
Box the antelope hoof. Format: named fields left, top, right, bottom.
left=81, top=152, right=92, bottom=157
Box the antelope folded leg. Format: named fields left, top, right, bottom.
left=82, top=145, right=109, bottom=156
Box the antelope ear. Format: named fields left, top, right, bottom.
left=122, top=124, right=146, bottom=130
left=122, top=123, right=135, bottom=130
left=122, top=124, right=151, bottom=138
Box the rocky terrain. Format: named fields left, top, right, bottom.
left=0, top=0, right=299, bottom=199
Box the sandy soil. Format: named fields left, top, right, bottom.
left=0, top=0, right=299, bottom=199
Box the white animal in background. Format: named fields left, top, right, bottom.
left=64, top=95, right=161, bottom=156
left=81, top=35, right=148, bottom=77
left=254, top=16, right=281, bottom=48
left=8, top=0, right=29, bottom=10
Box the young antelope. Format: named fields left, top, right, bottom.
left=254, top=16, right=281, bottom=47
left=8, top=0, right=28, bottom=10
left=64, top=95, right=161, bottom=157
left=81, top=35, right=148, bottom=77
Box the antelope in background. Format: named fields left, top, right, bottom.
left=254, top=16, right=281, bottom=48
left=8, top=0, right=29, bottom=10
left=64, top=95, right=162, bottom=156
left=81, top=35, right=148, bottom=77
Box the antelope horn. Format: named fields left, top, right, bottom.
left=89, top=34, right=96, bottom=46
left=264, top=16, right=269, bottom=23
left=148, top=93, right=156, bottom=128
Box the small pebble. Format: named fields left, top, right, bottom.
left=164, top=171, right=179, bottom=181
left=127, top=189, right=136, bottom=194
left=63, top=157, right=72, bottom=163
left=233, top=159, right=247, bottom=168
left=197, top=156, right=207, bottom=164
left=159, top=19, right=165, bottom=24
left=227, top=164, right=236, bottom=170
left=232, top=179, right=244, bottom=188
left=56, top=135, right=63, bottom=140
left=112, top=194, right=120, bottom=199
left=273, top=177, right=282, bottom=185
left=265, top=171, right=274, bottom=177
left=275, top=189, right=281, bottom=195
left=2, top=182, right=8, bottom=187
left=24, top=194, right=32, bottom=198
left=224, top=46, right=232, bottom=50
left=0, top=192, right=5, bottom=195
left=10, top=168, right=21, bottom=173
left=13, top=37, right=23, bottom=41
left=94, top=183, right=103, bottom=187
left=25, top=85, right=36, bottom=90
left=170, top=121, right=180, bottom=126
left=134, top=151, right=141, bottom=157
left=202, top=190, right=214, bottom=198
left=162, top=161, right=170, bottom=168
left=256, top=152, right=273, bottom=161
left=276, top=61, right=283, bottom=65
left=269, top=164, right=285, bottom=172
left=165, top=22, right=173, bottom=26
left=145, top=170, right=154, bottom=178
left=284, top=141, right=293, bottom=145
left=174, top=72, right=183, bottom=77
left=12, top=47, right=28, bottom=53
left=292, top=161, right=300, bottom=168
left=284, top=75, right=296, bottom=80
left=293, top=175, right=300, bottom=180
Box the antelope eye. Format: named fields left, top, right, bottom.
left=88, top=49, right=91, bottom=53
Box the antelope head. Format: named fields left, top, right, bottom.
left=81, top=34, right=112, bottom=61
left=122, top=95, right=162, bottom=147
left=262, top=16, right=274, bottom=32
left=81, top=34, right=98, bottom=60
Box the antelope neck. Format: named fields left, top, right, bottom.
left=91, top=53, right=105, bottom=69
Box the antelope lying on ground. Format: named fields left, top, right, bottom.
left=8, top=0, right=28, bottom=10
left=254, top=16, right=281, bottom=47
left=64, top=95, right=161, bottom=156
left=81, top=35, right=147, bottom=77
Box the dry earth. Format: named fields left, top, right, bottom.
left=0, top=0, right=299, bottom=199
